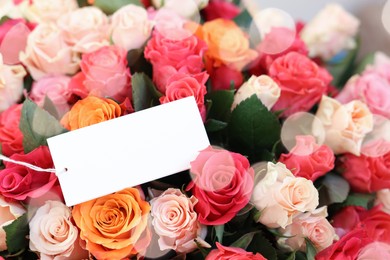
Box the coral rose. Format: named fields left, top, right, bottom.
left=206, top=242, right=266, bottom=260
left=72, top=187, right=151, bottom=260
left=0, top=195, right=25, bottom=251
left=187, top=146, right=254, bottom=225
left=0, top=104, right=23, bottom=156
left=61, top=96, right=122, bottom=131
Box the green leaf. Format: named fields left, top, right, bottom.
left=43, top=96, right=59, bottom=119
left=228, top=95, right=281, bottom=155
left=4, top=214, right=29, bottom=254
left=354, top=52, right=375, bottom=74
left=194, top=239, right=211, bottom=258
left=0, top=16, right=10, bottom=25
left=206, top=90, right=235, bottom=122
left=19, top=99, right=68, bottom=153
left=205, top=119, right=228, bottom=133
left=132, top=73, right=156, bottom=112
left=94, top=0, right=141, bottom=14
left=233, top=9, right=252, bottom=29
left=319, top=173, right=350, bottom=205
left=230, top=231, right=259, bottom=250
left=286, top=251, right=296, bottom=260
left=342, top=193, right=376, bottom=209
left=77, top=0, right=89, bottom=7
left=214, top=225, right=224, bottom=243
left=246, top=232, right=277, bottom=260
left=305, top=238, right=317, bottom=260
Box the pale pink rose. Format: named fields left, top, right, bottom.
left=57, top=6, right=109, bottom=53
left=315, top=95, right=374, bottom=155
left=30, top=76, right=72, bottom=117
left=110, top=4, right=153, bottom=51
left=376, top=189, right=390, bottom=214
left=357, top=242, right=390, bottom=260
left=20, top=23, right=79, bottom=80
left=0, top=195, right=26, bottom=251
left=152, top=0, right=208, bottom=18
left=369, top=52, right=390, bottom=83
left=0, top=53, right=26, bottom=112
left=150, top=188, right=210, bottom=253
left=300, top=3, right=360, bottom=60
left=278, top=206, right=338, bottom=252
left=29, top=200, right=82, bottom=259
left=251, top=162, right=319, bottom=228
left=231, top=75, right=280, bottom=110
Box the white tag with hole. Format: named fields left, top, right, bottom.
left=47, top=97, right=210, bottom=206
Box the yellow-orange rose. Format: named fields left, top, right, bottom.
left=201, top=18, right=258, bottom=71
left=72, top=188, right=151, bottom=260
left=61, top=96, right=122, bottom=130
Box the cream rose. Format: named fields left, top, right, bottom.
left=57, top=6, right=109, bottom=53
left=251, top=162, right=319, bottom=228
left=109, top=4, right=153, bottom=51
left=300, top=3, right=360, bottom=60
left=0, top=54, right=26, bottom=112
left=20, top=23, right=79, bottom=80
left=278, top=206, right=338, bottom=252
left=152, top=0, right=208, bottom=18
left=231, top=75, right=280, bottom=110
left=315, top=95, right=374, bottom=156
left=0, top=195, right=26, bottom=251
left=29, top=200, right=79, bottom=259
left=150, top=188, right=209, bottom=253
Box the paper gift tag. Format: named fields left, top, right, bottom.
left=47, top=96, right=210, bottom=206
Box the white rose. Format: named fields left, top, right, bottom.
left=109, top=4, right=153, bottom=51
left=231, top=75, right=280, bottom=110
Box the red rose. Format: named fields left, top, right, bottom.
left=69, top=45, right=132, bottom=103
left=279, top=136, right=335, bottom=181
left=144, top=29, right=207, bottom=93
left=360, top=207, right=390, bottom=244
left=210, top=64, right=243, bottom=91
left=331, top=206, right=366, bottom=238
left=202, top=0, right=241, bottom=21
left=160, top=72, right=208, bottom=121
left=341, top=151, right=390, bottom=193
left=0, top=146, right=60, bottom=202
left=269, top=52, right=332, bottom=117
left=0, top=104, right=23, bottom=156
left=206, top=243, right=266, bottom=260
left=186, top=146, right=254, bottom=225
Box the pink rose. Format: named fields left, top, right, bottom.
left=278, top=206, right=338, bottom=252
left=210, top=65, right=243, bottom=91
left=270, top=52, right=332, bottom=117
left=150, top=188, right=209, bottom=253
left=144, top=28, right=207, bottom=93
left=19, top=23, right=79, bottom=80
left=206, top=242, right=266, bottom=260
left=186, top=146, right=254, bottom=225
left=69, top=45, right=132, bottom=103
left=376, top=189, right=390, bottom=214
left=160, top=72, right=208, bottom=121
left=202, top=0, right=241, bottom=21
left=0, top=104, right=23, bottom=156
left=0, top=146, right=61, bottom=202
left=358, top=242, right=390, bottom=259
left=30, top=76, right=72, bottom=117
left=279, top=135, right=335, bottom=182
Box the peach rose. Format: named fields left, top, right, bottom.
left=0, top=53, right=26, bottom=112
left=300, top=3, right=360, bottom=60
left=357, top=242, right=390, bottom=259
left=315, top=95, right=374, bottom=155
left=231, top=75, right=280, bottom=110
left=150, top=188, right=209, bottom=253
left=61, top=96, right=122, bottom=130
left=110, top=4, right=153, bottom=51
left=0, top=195, right=26, bottom=251
left=57, top=6, right=109, bottom=53
left=29, top=200, right=85, bottom=259
left=20, top=23, right=79, bottom=80
left=72, top=188, right=151, bottom=260
left=278, top=206, right=338, bottom=252
left=201, top=18, right=258, bottom=71
left=376, top=189, right=390, bottom=214
left=251, top=162, right=319, bottom=228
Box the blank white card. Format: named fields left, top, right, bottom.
left=47, top=96, right=210, bottom=206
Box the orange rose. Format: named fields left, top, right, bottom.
left=200, top=18, right=258, bottom=71
left=72, top=188, right=151, bottom=260
left=61, top=96, right=122, bottom=130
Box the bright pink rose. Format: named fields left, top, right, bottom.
left=279, top=135, right=335, bottom=181
left=186, top=146, right=254, bottom=225
left=341, top=150, right=390, bottom=193
left=69, top=45, right=132, bottom=103
left=144, top=29, right=207, bottom=93
left=0, top=104, right=23, bottom=156
left=269, top=52, right=332, bottom=116
left=206, top=243, right=266, bottom=260
left=30, top=76, right=72, bottom=117
left=360, top=207, right=390, bottom=243
left=202, top=0, right=241, bottom=21
left=160, top=72, right=208, bottom=121
left=0, top=146, right=60, bottom=202
left=210, top=65, right=243, bottom=91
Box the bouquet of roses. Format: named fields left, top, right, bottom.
left=0, top=0, right=390, bottom=259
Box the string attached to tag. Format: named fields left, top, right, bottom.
left=0, top=154, right=66, bottom=176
